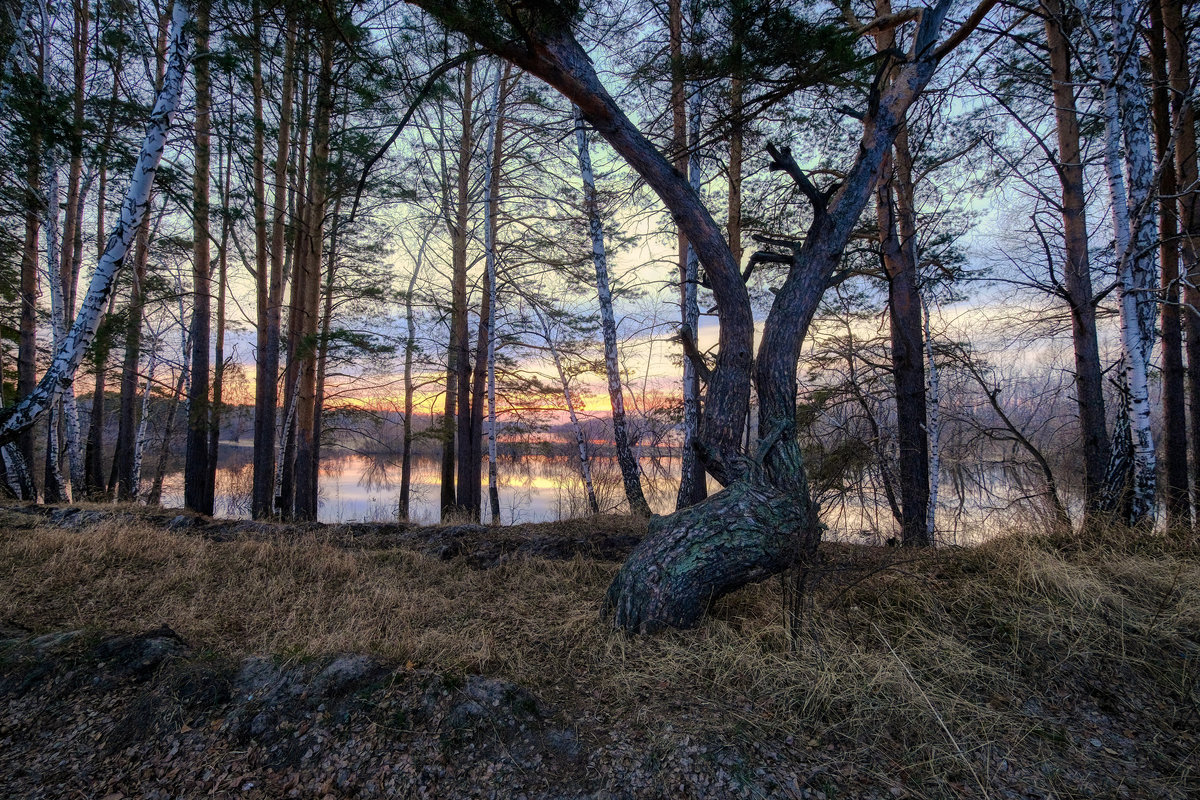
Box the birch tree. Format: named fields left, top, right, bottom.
left=1081, top=0, right=1159, bottom=524
left=43, top=161, right=68, bottom=502
left=676, top=0, right=705, bottom=511
left=481, top=66, right=504, bottom=523
left=573, top=106, right=652, bottom=517
left=0, top=1, right=192, bottom=453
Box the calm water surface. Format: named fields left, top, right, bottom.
left=160, top=444, right=1030, bottom=544
left=163, top=447, right=687, bottom=525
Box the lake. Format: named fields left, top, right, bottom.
left=159, top=444, right=1040, bottom=544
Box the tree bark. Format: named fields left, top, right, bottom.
left=398, top=236, right=428, bottom=520
left=442, top=58, right=473, bottom=519
left=252, top=5, right=295, bottom=519
left=1149, top=0, right=1188, bottom=525
left=111, top=2, right=174, bottom=501
left=84, top=30, right=125, bottom=499
left=130, top=339, right=157, bottom=495
left=280, top=46, right=312, bottom=518
left=1041, top=0, right=1110, bottom=517
left=1160, top=0, right=1200, bottom=519
left=58, top=0, right=90, bottom=499
left=207, top=99, right=233, bottom=512
left=16, top=92, right=41, bottom=494
left=312, top=190, right=345, bottom=516
left=573, top=106, right=651, bottom=516
left=185, top=0, right=212, bottom=515
left=465, top=66, right=508, bottom=522
left=43, top=162, right=68, bottom=504
left=292, top=26, right=335, bottom=522
left=1085, top=0, right=1158, bottom=523
left=480, top=67, right=506, bottom=523
left=923, top=296, right=941, bottom=538
left=870, top=0, right=929, bottom=546
left=671, top=0, right=706, bottom=510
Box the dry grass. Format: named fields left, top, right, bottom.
left=2, top=511, right=1198, bottom=796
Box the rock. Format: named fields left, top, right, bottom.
left=167, top=514, right=201, bottom=530
left=312, top=655, right=382, bottom=696
left=30, top=629, right=85, bottom=652
left=94, top=625, right=188, bottom=681
left=235, top=656, right=285, bottom=700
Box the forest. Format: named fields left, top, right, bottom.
left=2, top=0, right=1200, bottom=796
left=0, top=0, right=1198, bottom=619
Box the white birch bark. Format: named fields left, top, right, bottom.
left=275, top=373, right=300, bottom=501
left=1082, top=0, right=1158, bottom=522
left=0, top=0, right=191, bottom=446
left=572, top=106, right=651, bottom=516
left=131, top=339, right=158, bottom=496
left=676, top=0, right=703, bottom=509
left=482, top=69, right=503, bottom=524
left=43, top=160, right=68, bottom=501
left=0, top=446, right=30, bottom=498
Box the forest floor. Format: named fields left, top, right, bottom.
left=0, top=504, right=1197, bottom=799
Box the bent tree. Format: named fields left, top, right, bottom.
left=0, top=0, right=192, bottom=448
left=406, top=0, right=994, bottom=631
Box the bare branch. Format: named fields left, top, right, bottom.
left=766, top=143, right=827, bottom=213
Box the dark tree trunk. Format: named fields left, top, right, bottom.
left=1160, top=0, right=1200, bottom=518
left=184, top=0, right=212, bottom=514
left=464, top=270, right=490, bottom=520
left=443, top=60, right=473, bottom=519
left=1042, top=0, right=1111, bottom=514
left=870, top=1, right=929, bottom=546
left=292, top=28, right=334, bottom=522
left=280, top=50, right=312, bottom=519
left=61, top=0, right=88, bottom=323
left=606, top=476, right=810, bottom=631
left=207, top=105, right=232, bottom=512
left=85, top=31, right=124, bottom=500
left=462, top=71, right=508, bottom=522
left=312, top=192, right=345, bottom=516
left=398, top=237, right=426, bottom=520
left=112, top=219, right=152, bottom=500
left=452, top=81, right=478, bottom=521
left=1149, top=0, right=1189, bottom=525
left=876, top=139, right=930, bottom=547
left=252, top=4, right=294, bottom=519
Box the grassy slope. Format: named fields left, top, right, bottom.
left=1, top=509, right=1198, bottom=797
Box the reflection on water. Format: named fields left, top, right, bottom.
left=161, top=447, right=1036, bottom=543
left=163, top=449, right=691, bottom=525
